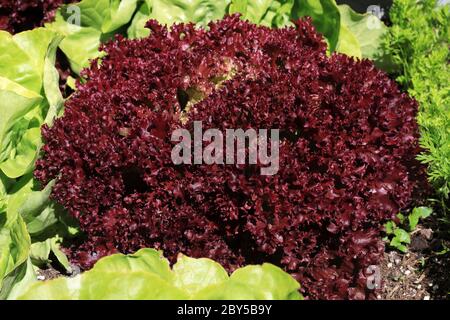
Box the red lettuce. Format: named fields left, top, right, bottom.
left=35, top=15, right=423, bottom=299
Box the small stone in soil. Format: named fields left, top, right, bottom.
left=419, top=228, right=433, bottom=240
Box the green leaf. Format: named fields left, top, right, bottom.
left=60, top=0, right=138, bottom=33
left=337, top=4, right=388, bottom=64
left=393, top=228, right=411, bottom=244
left=47, top=15, right=103, bottom=75
left=127, top=0, right=153, bottom=39
left=5, top=174, right=34, bottom=213
left=385, top=221, right=396, bottom=234
left=101, top=0, right=139, bottom=33
left=232, top=0, right=275, bottom=25
left=0, top=127, right=42, bottom=180
left=18, top=180, right=58, bottom=235
left=408, top=213, right=420, bottom=231
left=61, top=0, right=103, bottom=30
left=390, top=241, right=408, bottom=253
left=229, top=0, right=248, bottom=15
left=49, top=237, right=71, bottom=272
left=0, top=174, right=73, bottom=293
left=335, top=23, right=361, bottom=58
left=0, top=172, right=13, bottom=196
left=409, top=207, right=433, bottom=231
left=148, top=0, right=230, bottom=26
left=193, top=264, right=303, bottom=299
left=0, top=175, right=34, bottom=291
left=92, top=248, right=173, bottom=281
left=397, top=213, right=406, bottom=224
left=128, top=0, right=231, bottom=39
left=229, top=263, right=302, bottom=300
left=19, top=276, right=81, bottom=300
left=7, top=175, right=77, bottom=242
left=0, top=258, right=37, bottom=300
left=29, top=240, right=52, bottom=266
left=0, top=30, right=53, bottom=92
left=57, top=0, right=389, bottom=78
left=43, top=36, right=65, bottom=125
left=193, top=281, right=265, bottom=299
left=80, top=271, right=188, bottom=300
left=0, top=210, right=31, bottom=289
left=12, top=178, right=75, bottom=273
left=231, top=0, right=294, bottom=28
left=172, top=254, right=228, bottom=295
left=0, top=78, right=42, bottom=177
left=65, top=76, right=77, bottom=91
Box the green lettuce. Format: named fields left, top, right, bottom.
left=0, top=28, right=62, bottom=293
left=0, top=28, right=75, bottom=299
left=128, top=0, right=231, bottom=39
left=53, top=0, right=387, bottom=73
left=127, top=0, right=386, bottom=61
left=18, top=248, right=303, bottom=300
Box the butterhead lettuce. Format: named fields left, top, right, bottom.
left=0, top=27, right=69, bottom=298
left=18, top=249, right=303, bottom=300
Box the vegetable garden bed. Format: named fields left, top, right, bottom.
left=0, top=0, right=449, bottom=301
